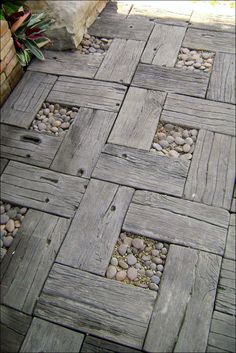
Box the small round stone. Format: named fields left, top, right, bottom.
left=49, top=104, right=55, bottom=112
left=151, top=249, right=159, bottom=256
left=120, top=232, right=126, bottom=240
left=151, top=275, right=161, bottom=285
left=6, top=209, right=17, bottom=219
left=19, top=207, right=27, bottom=215
left=0, top=206, right=5, bottom=214
left=149, top=283, right=159, bottom=291
left=159, top=140, right=169, bottom=148
left=123, top=237, right=132, bottom=246
left=181, top=153, right=192, bottom=160
left=175, top=137, right=185, bottom=145
left=146, top=270, right=154, bottom=277
left=14, top=220, right=21, bottom=228
left=127, top=254, right=137, bottom=266
left=150, top=263, right=157, bottom=270
left=1, top=248, right=7, bottom=258
left=106, top=265, right=117, bottom=279
left=157, top=264, right=164, bottom=272
left=166, top=135, right=174, bottom=144
left=132, top=238, right=144, bottom=249
left=152, top=257, right=163, bottom=265
left=3, top=235, right=13, bottom=247
left=168, top=150, right=179, bottom=158
left=60, top=108, right=67, bottom=115
left=161, top=248, right=168, bottom=255
left=127, top=267, right=138, bottom=280
left=38, top=122, right=47, bottom=131
left=5, top=204, right=11, bottom=211
left=164, top=123, right=174, bottom=131
left=202, top=52, right=210, bottom=60
left=156, top=243, right=164, bottom=250
left=183, top=144, right=191, bottom=153
left=116, top=270, right=127, bottom=281
left=182, top=130, right=189, bottom=138
left=119, top=259, right=128, bottom=269
left=51, top=127, right=58, bottom=133
left=185, top=137, right=193, bottom=145
left=153, top=143, right=162, bottom=151
left=193, top=62, right=201, bottom=69
left=142, top=255, right=151, bottom=261
left=185, top=60, right=194, bottom=66
left=5, top=219, right=15, bottom=232
left=134, top=262, right=142, bottom=270
left=110, top=257, right=118, bottom=266
left=61, top=122, right=70, bottom=129
left=43, top=108, right=50, bottom=115
left=118, top=244, right=128, bottom=256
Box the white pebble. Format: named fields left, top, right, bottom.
left=153, top=143, right=162, bottom=151
left=175, top=137, right=185, bottom=145
left=183, top=144, right=191, bottom=153
left=169, top=150, right=179, bottom=158
left=106, top=265, right=117, bottom=279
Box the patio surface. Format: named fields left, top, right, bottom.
left=0, top=1, right=235, bottom=352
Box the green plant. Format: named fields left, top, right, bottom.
left=1, top=0, right=54, bottom=66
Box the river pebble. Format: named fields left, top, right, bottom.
left=176, top=47, right=215, bottom=72
left=78, top=34, right=112, bottom=55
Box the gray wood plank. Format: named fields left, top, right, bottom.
left=89, top=17, right=154, bottom=41
left=47, top=76, right=126, bottom=112
left=144, top=245, right=221, bottom=353
left=230, top=213, right=235, bottom=226
left=96, top=39, right=145, bottom=84
left=207, top=52, right=235, bottom=104
left=0, top=71, right=57, bottom=128
left=0, top=124, right=62, bottom=168
left=51, top=108, right=116, bottom=178
left=57, top=179, right=134, bottom=275
left=141, top=24, right=186, bottom=66
left=1, top=161, right=88, bottom=217
left=208, top=311, right=236, bottom=353
left=161, top=93, right=236, bottom=136
left=92, top=144, right=189, bottom=197
left=28, top=50, right=103, bottom=78
left=215, top=258, right=236, bottom=316
left=1, top=210, right=70, bottom=314
left=0, top=157, right=8, bottom=175
left=35, top=263, right=156, bottom=349
left=190, top=11, right=235, bottom=33
left=20, top=318, right=84, bottom=353
left=1, top=324, right=25, bottom=353
left=124, top=191, right=228, bottom=255
left=108, top=87, right=166, bottom=150
left=99, top=0, right=132, bottom=20
left=81, top=336, right=142, bottom=353
left=225, top=225, right=235, bottom=261
left=183, top=28, right=235, bottom=53
left=132, top=63, right=209, bottom=98
left=184, top=130, right=235, bottom=210
left=0, top=305, right=31, bottom=336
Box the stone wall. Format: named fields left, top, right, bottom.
left=0, top=20, right=23, bottom=106
left=27, top=0, right=108, bottom=50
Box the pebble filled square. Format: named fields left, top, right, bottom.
left=151, top=122, right=198, bottom=160
left=78, top=34, right=112, bottom=55
left=176, top=47, right=215, bottom=73
left=0, top=201, right=27, bottom=259
left=106, top=232, right=169, bottom=292
left=30, top=102, right=79, bottom=136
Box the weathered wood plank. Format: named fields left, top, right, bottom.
left=108, top=87, right=166, bottom=150
left=162, top=94, right=236, bottom=136
left=0, top=124, right=61, bottom=168
left=28, top=50, right=103, bottom=78
left=215, top=258, right=235, bottom=316
left=35, top=263, right=156, bottom=349
left=81, top=336, right=142, bottom=353
left=132, top=63, right=209, bottom=98
left=225, top=224, right=235, bottom=261
left=51, top=108, right=116, bottom=178
left=207, top=52, right=235, bottom=104
left=208, top=311, right=236, bottom=353
left=183, top=28, right=235, bottom=53
left=144, top=245, right=221, bottom=353
left=47, top=76, right=126, bottom=112
left=124, top=191, right=228, bottom=254
left=20, top=318, right=84, bottom=353
left=190, top=11, right=235, bottom=33
left=1, top=210, right=70, bottom=314
left=1, top=324, right=25, bottom=353
left=184, top=130, right=235, bottom=210
left=57, top=179, right=134, bottom=274
left=1, top=161, right=88, bottom=217
left=92, top=144, right=189, bottom=197
left=96, top=39, right=145, bottom=84
left=89, top=17, right=154, bottom=41
left=0, top=157, right=8, bottom=175
left=0, top=71, right=57, bottom=128
left=99, top=0, right=132, bottom=20
left=141, top=24, right=186, bottom=66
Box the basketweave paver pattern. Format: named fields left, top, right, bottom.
left=0, top=1, right=235, bottom=352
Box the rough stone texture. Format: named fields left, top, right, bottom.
left=27, top=1, right=108, bottom=50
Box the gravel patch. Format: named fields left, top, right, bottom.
left=106, top=232, right=169, bottom=292
left=151, top=122, right=198, bottom=160
left=176, top=47, right=215, bottom=73
left=30, top=102, right=79, bottom=136
left=78, top=33, right=112, bottom=55
left=0, top=201, right=27, bottom=260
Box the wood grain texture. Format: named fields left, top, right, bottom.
left=1, top=210, right=70, bottom=314
left=225, top=223, right=235, bottom=261
left=35, top=263, right=156, bottom=349
left=20, top=318, right=84, bottom=353
left=92, top=144, right=189, bottom=197
left=141, top=24, right=186, bottom=66
left=207, top=311, right=236, bottom=353
left=0, top=71, right=57, bottom=128
left=57, top=179, right=134, bottom=275
left=28, top=50, right=103, bottom=78
left=1, top=161, right=88, bottom=217
left=81, top=336, right=142, bottom=353
left=51, top=108, right=116, bottom=178
left=0, top=157, right=8, bottom=175
left=47, top=76, right=126, bottom=112
left=215, top=258, right=235, bottom=316
left=89, top=17, right=154, bottom=41
left=1, top=325, right=25, bottom=353
left=124, top=191, right=228, bottom=255
left=96, top=39, right=145, bottom=84
left=183, top=28, right=235, bottom=53
left=144, top=245, right=221, bottom=353
left=162, top=93, right=236, bottom=136
left=108, top=87, right=166, bottom=150
left=0, top=124, right=61, bottom=168
left=184, top=130, right=235, bottom=210
left=207, top=52, right=235, bottom=104
left=132, top=63, right=209, bottom=98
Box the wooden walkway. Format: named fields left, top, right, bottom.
left=0, top=1, right=235, bottom=352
